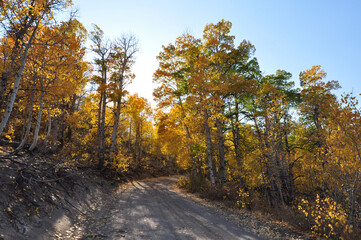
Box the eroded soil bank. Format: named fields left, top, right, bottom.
left=0, top=147, right=117, bottom=240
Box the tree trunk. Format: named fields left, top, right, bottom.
left=98, top=94, right=106, bottom=168
left=20, top=113, right=27, bottom=140
left=135, top=121, right=141, bottom=161
left=0, top=71, right=9, bottom=111
left=233, top=100, right=242, bottom=166
left=216, top=117, right=227, bottom=184
left=0, top=34, right=22, bottom=111
left=253, top=113, right=283, bottom=206
left=232, top=120, right=243, bottom=183
left=97, top=62, right=108, bottom=168
left=128, top=118, right=132, bottom=150
left=29, top=90, right=44, bottom=151
left=204, top=110, right=215, bottom=186
left=43, top=106, right=51, bottom=150
left=178, top=97, right=192, bottom=140
left=178, top=96, right=198, bottom=177
left=109, top=90, right=123, bottom=162
left=110, top=64, right=126, bottom=160
left=0, top=22, right=38, bottom=136
left=16, top=80, right=36, bottom=151
left=139, top=121, right=143, bottom=160
left=98, top=90, right=106, bottom=168
left=97, top=93, right=102, bottom=141
left=51, top=118, right=59, bottom=151
left=284, top=131, right=295, bottom=202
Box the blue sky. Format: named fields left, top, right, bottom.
left=73, top=0, right=361, bottom=106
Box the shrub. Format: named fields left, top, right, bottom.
left=237, top=188, right=250, bottom=208
left=177, top=176, right=191, bottom=189
left=178, top=175, right=210, bottom=193
left=297, top=195, right=352, bottom=239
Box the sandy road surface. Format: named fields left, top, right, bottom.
left=74, top=178, right=263, bottom=240
left=68, top=178, right=306, bottom=240
left=106, top=178, right=261, bottom=239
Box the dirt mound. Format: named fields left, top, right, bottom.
left=0, top=146, right=117, bottom=240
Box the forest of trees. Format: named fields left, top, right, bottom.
left=0, top=0, right=176, bottom=176
left=153, top=20, right=361, bottom=239
left=0, top=1, right=360, bottom=239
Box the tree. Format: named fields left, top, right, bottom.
left=297, top=65, right=340, bottom=193
left=108, top=34, right=138, bottom=162
left=251, top=70, right=300, bottom=206
left=126, top=94, right=152, bottom=164
left=154, top=19, right=262, bottom=186
left=327, top=94, right=361, bottom=224
left=89, top=24, right=112, bottom=168
left=153, top=33, right=201, bottom=177
left=0, top=0, right=73, bottom=136
left=14, top=19, right=87, bottom=151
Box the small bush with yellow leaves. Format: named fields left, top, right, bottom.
left=297, top=195, right=352, bottom=239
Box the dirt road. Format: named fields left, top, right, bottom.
left=67, top=178, right=305, bottom=240
left=96, top=178, right=261, bottom=239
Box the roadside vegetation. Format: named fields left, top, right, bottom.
left=163, top=20, right=361, bottom=240
left=0, top=1, right=360, bottom=239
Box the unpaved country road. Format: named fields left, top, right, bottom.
left=71, top=178, right=306, bottom=240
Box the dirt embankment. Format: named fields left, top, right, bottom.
left=0, top=147, right=117, bottom=240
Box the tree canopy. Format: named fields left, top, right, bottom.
left=0, top=15, right=360, bottom=239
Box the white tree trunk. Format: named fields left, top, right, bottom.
left=204, top=110, right=216, bottom=186
left=43, top=106, right=51, bottom=150
left=98, top=90, right=106, bottom=168
left=16, top=82, right=36, bottom=151
left=109, top=99, right=121, bottom=161
left=0, top=23, right=38, bottom=136
left=29, top=90, right=44, bottom=151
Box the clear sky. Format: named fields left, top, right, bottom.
left=73, top=0, right=361, bottom=106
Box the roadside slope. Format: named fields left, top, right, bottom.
left=0, top=149, right=116, bottom=240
